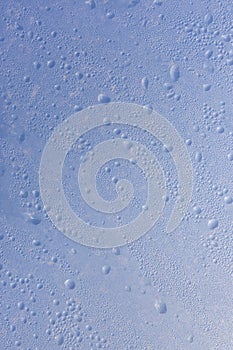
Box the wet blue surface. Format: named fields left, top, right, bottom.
left=0, top=0, right=233, bottom=349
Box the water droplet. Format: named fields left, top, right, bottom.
left=75, top=71, right=83, bottom=80
left=193, top=206, right=202, bottom=214
left=224, top=196, right=233, bottom=204
left=32, top=239, right=41, bottom=246
left=187, top=335, right=194, bottom=343
left=24, top=213, right=41, bottom=225
left=37, top=283, right=43, bottom=290
left=106, top=11, right=115, bottom=19
left=17, top=301, right=25, bottom=310
left=55, top=334, right=64, bottom=345
left=125, top=285, right=131, bottom=292
left=85, top=0, right=96, bottom=9
left=226, top=58, right=233, bottom=66
left=47, top=60, right=55, bottom=68
left=154, top=300, right=167, bottom=314
left=19, top=190, right=28, bottom=198
left=102, top=265, right=111, bottom=275
left=203, top=84, right=211, bottom=91
left=216, top=126, right=224, bottom=134
left=112, top=247, right=120, bottom=255
left=97, top=94, right=111, bottom=103
left=153, top=0, right=163, bottom=5
left=33, top=61, right=41, bottom=69
left=169, top=64, right=180, bottom=82
left=195, top=152, right=202, bottom=162
left=207, top=219, right=218, bottom=230
left=15, top=340, right=21, bottom=347
left=205, top=50, right=213, bottom=59
left=64, top=279, right=76, bottom=289
left=141, top=77, right=149, bottom=89
left=204, top=13, right=213, bottom=25
left=227, top=152, right=233, bottom=161
left=32, top=190, right=40, bottom=197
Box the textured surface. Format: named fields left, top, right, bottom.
left=0, top=0, right=233, bottom=349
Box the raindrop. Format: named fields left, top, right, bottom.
left=204, top=13, right=213, bottom=25
left=141, top=77, right=149, bottom=89
left=97, top=94, right=111, bottom=103
left=227, top=152, right=233, bottom=161
left=47, top=60, right=55, bottom=68
left=55, top=334, right=64, bottom=346
left=224, top=196, right=233, bottom=204
left=207, top=219, right=218, bottom=230
left=154, top=300, right=167, bottom=314
left=17, top=301, right=25, bottom=310
left=64, top=279, right=76, bottom=290
left=169, top=64, right=180, bottom=82
left=102, top=265, right=111, bottom=275
left=203, top=84, right=211, bottom=91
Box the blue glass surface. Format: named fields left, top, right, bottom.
left=0, top=1, right=233, bottom=349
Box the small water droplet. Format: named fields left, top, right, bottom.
left=98, top=94, right=111, bottom=103
left=64, top=279, right=76, bottom=290
left=102, top=265, right=111, bottom=275
left=154, top=300, right=167, bottom=314
left=207, top=219, right=218, bottom=230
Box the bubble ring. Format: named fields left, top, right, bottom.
left=39, top=103, right=193, bottom=248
